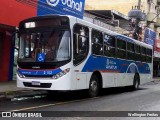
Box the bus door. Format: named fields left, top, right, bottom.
left=73, top=24, right=89, bottom=89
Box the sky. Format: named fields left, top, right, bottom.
left=85, top=0, right=146, bottom=15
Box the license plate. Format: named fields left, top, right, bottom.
left=32, top=81, right=41, bottom=86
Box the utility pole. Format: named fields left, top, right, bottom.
left=133, top=0, right=141, bottom=40
left=128, top=0, right=142, bottom=40
left=138, top=0, right=141, bottom=9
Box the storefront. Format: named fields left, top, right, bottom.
left=0, top=0, right=36, bottom=81
left=154, top=39, right=160, bottom=77
left=0, top=24, right=15, bottom=81
left=143, top=28, right=160, bottom=78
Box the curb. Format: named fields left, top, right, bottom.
left=0, top=90, right=47, bottom=102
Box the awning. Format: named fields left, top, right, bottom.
left=0, top=24, right=15, bottom=31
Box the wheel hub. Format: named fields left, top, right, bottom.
left=90, top=81, right=97, bottom=92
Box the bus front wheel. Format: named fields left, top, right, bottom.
left=88, top=75, right=99, bottom=97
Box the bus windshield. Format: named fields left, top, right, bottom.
left=18, top=30, right=71, bottom=62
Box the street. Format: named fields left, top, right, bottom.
left=0, top=80, right=160, bottom=119
left=0, top=0, right=160, bottom=120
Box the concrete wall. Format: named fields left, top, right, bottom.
left=0, top=0, right=36, bottom=26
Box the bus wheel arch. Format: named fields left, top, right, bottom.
left=88, top=71, right=102, bottom=97
left=133, top=73, right=140, bottom=90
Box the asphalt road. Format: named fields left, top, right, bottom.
left=1, top=80, right=160, bottom=120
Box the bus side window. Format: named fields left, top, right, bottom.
left=146, top=48, right=152, bottom=63
left=141, top=47, right=146, bottom=62
left=135, top=45, right=141, bottom=61
left=117, top=39, right=126, bottom=59
left=92, top=30, right=103, bottom=55
left=104, top=34, right=116, bottom=57
left=127, top=42, right=135, bottom=60
left=73, top=24, right=89, bottom=65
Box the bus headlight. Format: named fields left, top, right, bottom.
left=17, top=71, right=25, bottom=78
left=52, top=68, right=70, bottom=79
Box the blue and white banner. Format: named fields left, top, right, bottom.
left=144, top=28, right=156, bottom=46
left=37, top=0, right=86, bottom=19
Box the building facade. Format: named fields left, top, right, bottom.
left=141, top=0, right=160, bottom=77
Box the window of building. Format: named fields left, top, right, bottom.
left=92, top=29, right=103, bottom=55
left=73, top=24, right=89, bottom=65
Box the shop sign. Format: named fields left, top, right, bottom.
left=154, top=39, right=160, bottom=58
left=144, top=28, right=156, bottom=46
left=37, top=0, right=86, bottom=19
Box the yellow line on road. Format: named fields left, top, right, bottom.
left=11, top=97, right=99, bottom=112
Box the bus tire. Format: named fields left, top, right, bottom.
left=88, top=75, right=99, bottom=97
left=132, top=74, right=140, bottom=90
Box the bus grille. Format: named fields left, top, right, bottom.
left=24, top=75, right=53, bottom=78
left=23, top=82, right=52, bottom=88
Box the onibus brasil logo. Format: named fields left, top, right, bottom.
left=46, top=0, right=83, bottom=12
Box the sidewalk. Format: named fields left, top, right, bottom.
left=0, top=80, right=25, bottom=93
left=0, top=80, right=47, bottom=101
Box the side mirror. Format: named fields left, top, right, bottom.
left=12, top=30, right=19, bottom=51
